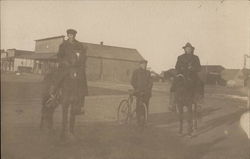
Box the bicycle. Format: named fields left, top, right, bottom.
left=117, top=89, right=148, bottom=127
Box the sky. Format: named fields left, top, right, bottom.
left=1, top=1, right=249, bottom=72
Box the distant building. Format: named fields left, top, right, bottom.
left=35, top=35, right=65, bottom=53
left=82, top=42, right=146, bottom=82
left=161, top=65, right=226, bottom=85
left=161, top=68, right=177, bottom=81
left=1, top=50, right=8, bottom=71
left=1, top=49, right=34, bottom=72
left=150, top=71, right=163, bottom=82
left=14, top=53, right=57, bottom=74
left=201, top=65, right=226, bottom=85
left=11, top=35, right=146, bottom=82
left=221, top=69, right=244, bottom=87
left=201, top=65, right=225, bottom=74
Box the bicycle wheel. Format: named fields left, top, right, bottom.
left=117, top=99, right=130, bottom=125
left=142, top=102, right=148, bottom=124
left=137, top=102, right=148, bottom=127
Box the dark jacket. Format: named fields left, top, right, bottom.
left=175, top=53, right=201, bottom=80
left=54, top=39, right=88, bottom=98
left=131, top=68, right=153, bottom=96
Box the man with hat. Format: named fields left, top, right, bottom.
left=175, top=42, right=201, bottom=77
left=51, top=29, right=88, bottom=137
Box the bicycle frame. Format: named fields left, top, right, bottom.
left=127, top=94, right=136, bottom=121
left=117, top=90, right=148, bottom=125
left=127, top=93, right=147, bottom=121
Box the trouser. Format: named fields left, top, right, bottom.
left=135, top=94, right=150, bottom=125
left=177, top=104, right=193, bottom=134
left=61, top=96, right=85, bottom=134
left=62, top=96, right=85, bottom=114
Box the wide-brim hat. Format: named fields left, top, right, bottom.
left=182, top=42, right=195, bottom=49
left=66, top=29, right=77, bottom=35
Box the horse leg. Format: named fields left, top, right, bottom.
left=60, top=103, right=69, bottom=140
left=187, top=104, right=193, bottom=135
left=48, top=109, right=54, bottom=131
left=177, top=104, right=184, bottom=134
left=69, top=107, right=76, bottom=134
left=192, top=104, right=198, bottom=131
left=40, top=109, right=45, bottom=130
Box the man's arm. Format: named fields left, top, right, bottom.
left=57, top=43, right=69, bottom=66
left=175, top=56, right=184, bottom=74
left=147, top=71, right=153, bottom=91
left=51, top=43, right=68, bottom=91
left=192, top=56, right=201, bottom=72
left=82, top=46, right=88, bottom=69
left=131, top=70, right=137, bottom=90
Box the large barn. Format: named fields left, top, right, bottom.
left=25, top=35, right=146, bottom=82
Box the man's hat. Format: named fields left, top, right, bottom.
left=66, top=29, right=77, bottom=35
left=182, top=42, right=195, bottom=49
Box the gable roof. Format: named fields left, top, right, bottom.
left=35, top=35, right=65, bottom=42
left=7, top=49, right=34, bottom=56
left=201, top=65, right=225, bottom=73
left=16, top=53, right=57, bottom=60
left=82, top=42, right=146, bottom=62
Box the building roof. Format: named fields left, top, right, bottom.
left=7, top=49, right=34, bottom=56
left=15, top=41, right=146, bottom=62
left=35, top=35, right=65, bottom=42
left=19, top=34, right=146, bottom=62
left=16, top=53, right=57, bottom=60
left=82, top=42, right=146, bottom=62
left=201, top=65, right=225, bottom=73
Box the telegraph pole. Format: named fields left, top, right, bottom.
left=244, top=54, right=250, bottom=109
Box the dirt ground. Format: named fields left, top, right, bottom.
left=1, top=75, right=250, bottom=159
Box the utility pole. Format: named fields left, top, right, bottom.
left=243, top=54, right=250, bottom=109
left=243, top=54, right=250, bottom=69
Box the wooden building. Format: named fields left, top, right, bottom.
left=19, top=35, right=147, bottom=82
left=1, top=49, right=34, bottom=72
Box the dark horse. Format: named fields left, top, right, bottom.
left=170, top=74, right=204, bottom=136
left=58, top=50, right=87, bottom=140
left=40, top=52, right=87, bottom=141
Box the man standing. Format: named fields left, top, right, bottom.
left=131, top=61, right=153, bottom=126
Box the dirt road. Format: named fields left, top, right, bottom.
left=1, top=81, right=250, bottom=159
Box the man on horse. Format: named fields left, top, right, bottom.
left=171, top=42, right=202, bottom=136
left=52, top=29, right=88, bottom=139
left=131, top=61, right=153, bottom=127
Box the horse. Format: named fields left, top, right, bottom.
left=58, top=51, right=88, bottom=141
left=40, top=51, right=87, bottom=141
left=170, top=73, right=204, bottom=137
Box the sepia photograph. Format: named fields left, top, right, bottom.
left=1, top=1, right=250, bottom=159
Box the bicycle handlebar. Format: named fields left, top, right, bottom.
left=128, top=89, right=146, bottom=96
